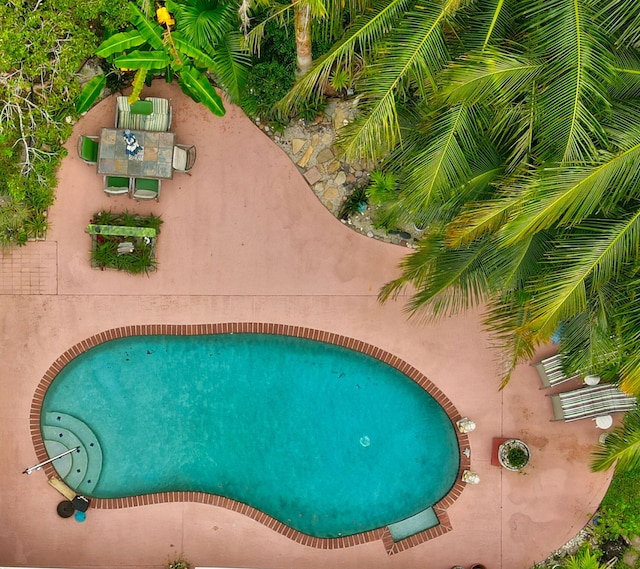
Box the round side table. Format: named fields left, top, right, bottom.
left=595, top=415, right=613, bottom=429
left=584, top=375, right=601, bottom=386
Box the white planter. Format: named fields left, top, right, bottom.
left=498, top=439, right=530, bottom=471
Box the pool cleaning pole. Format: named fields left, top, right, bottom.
left=22, top=446, right=80, bottom=475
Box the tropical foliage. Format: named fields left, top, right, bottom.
left=280, top=0, right=640, bottom=392
left=590, top=465, right=640, bottom=542
left=88, top=211, right=163, bottom=274
left=93, top=1, right=251, bottom=116
left=562, top=547, right=609, bottom=569
left=592, top=408, right=640, bottom=473
left=0, top=0, right=128, bottom=245
left=244, top=0, right=370, bottom=77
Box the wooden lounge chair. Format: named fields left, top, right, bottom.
left=534, top=354, right=580, bottom=388
left=103, top=176, right=132, bottom=197
left=132, top=177, right=161, bottom=201
left=77, top=135, right=99, bottom=165
left=172, top=144, right=196, bottom=174
left=549, top=384, right=637, bottom=422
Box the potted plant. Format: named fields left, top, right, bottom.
left=498, top=439, right=530, bottom=471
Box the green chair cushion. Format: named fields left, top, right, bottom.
left=130, top=100, right=153, bottom=115
left=80, top=137, right=98, bottom=162
left=135, top=178, right=159, bottom=191
left=106, top=176, right=130, bottom=188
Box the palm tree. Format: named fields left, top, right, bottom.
left=280, top=0, right=640, bottom=391
left=244, top=0, right=370, bottom=77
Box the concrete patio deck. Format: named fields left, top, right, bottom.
left=0, top=81, right=612, bottom=569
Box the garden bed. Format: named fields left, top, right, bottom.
left=86, top=211, right=162, bottom=274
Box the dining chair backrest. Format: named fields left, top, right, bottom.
left=103, top=176, right=132, bottom=196
left=172, top=144, right=197, bottom=174
left=132, top=178, right=161, bottom=202
left=77, top=135, right=99, bottom=164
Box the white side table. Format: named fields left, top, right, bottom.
left=595, top=415, right=613, bottom=430
left=584, top=375, right=601, bottom=386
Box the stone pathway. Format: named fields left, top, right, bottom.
left=257, top=99, right=422, bottom=248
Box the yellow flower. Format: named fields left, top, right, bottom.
left=156, top=7, right=175, bottom=26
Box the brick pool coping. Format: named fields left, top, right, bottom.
left=29, top=322, right=471, bottom=555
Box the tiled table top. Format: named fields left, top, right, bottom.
left=98, top=128, right=175, bottom=179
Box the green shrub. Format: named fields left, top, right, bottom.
left=592, top=468, right=640, bottom=541
left=0, top=0, right=128, bottom=246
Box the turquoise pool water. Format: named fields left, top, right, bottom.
left=41, top=334, right=460, bottom=538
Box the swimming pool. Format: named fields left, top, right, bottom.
left=32, top=324, right=468, bottom=552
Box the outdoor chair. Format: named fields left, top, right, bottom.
left=534, top=354, right=580, bottom=388
left=132, top=177, right=161, bottom=202
left=77, top=135, right=99, bottom=165
left=115, top=97, right=172, bottom=132
left=144, top=97, right=172, bottom=132
left=172, top=144, right=197, bottom=174
left=103, top=176, right=132, bottom=197
left=549, top=384, right=637, bottom=422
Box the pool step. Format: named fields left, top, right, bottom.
left=42, top=412, right=103, bottom=495
left=387, top=507, right=440, bottom=541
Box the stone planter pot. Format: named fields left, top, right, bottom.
left=498, top=439, right=530, bottom=471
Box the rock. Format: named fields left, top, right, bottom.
left=399, top=231, right=412, bottom=240
left=304, top=167, right=322, bottom=185
left=327, top=160, right=341, bottom=174
left=311, top=134, right=321, bottom=146
left=346, top=173, right=356, bottom=184
left=291, top=139, right=306, bottom=154
left=323, top=187, right=340, bottom=200
left=367, top=231, right=374, bottom=238
left=333, top=107, right=348, bottom=131
left=334, top=171, right=347, bottom=186
left=321, top=132, right=333, bottom=146
left=316, top=148, right=334, bottom=163
left=297, top=146, right=314, bottom=168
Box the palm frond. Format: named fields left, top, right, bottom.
left=609, top=49, right=640, bottom=99
left=438, top=49, right=541, bottom=107
left=499, top=142, right=640, bottom=244
left=525, top=214, right=640, bottom=338
left=168, top=0, right=237, bottom=48
left=275, top=0, right=416, bottom=113
left=208, top=31, right=250, bottom=103
left=526, top=0, right=613, bottom=162
left=592, top=407, right=640, bottom=472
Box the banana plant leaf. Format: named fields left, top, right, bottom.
left=172, top=33, right=217, bottom=71
left=76, top=74, right=106, bottom=114
left=178, top=65, right=225, bottom=116
left=96, top=30, right=146, bottom=59
left=114, top=50, right=170, bottom=70
left=129, top=3, right=165, bottom=51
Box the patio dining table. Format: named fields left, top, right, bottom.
left=97, top=128, right=175, bottom=179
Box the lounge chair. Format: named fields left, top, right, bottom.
left=534, top=354, right=580, bottom=388
left=549, top=384, right=637, bottom=422
left=172, top=144, right=197, bottom=174
left=77, top=135, right=99, bottom=165
left=132, top=177, right=161, bottom=201
left=103, top=176, right=132, bottom=197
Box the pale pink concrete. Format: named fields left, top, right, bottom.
left=0, top=81, right=612, bottom=569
